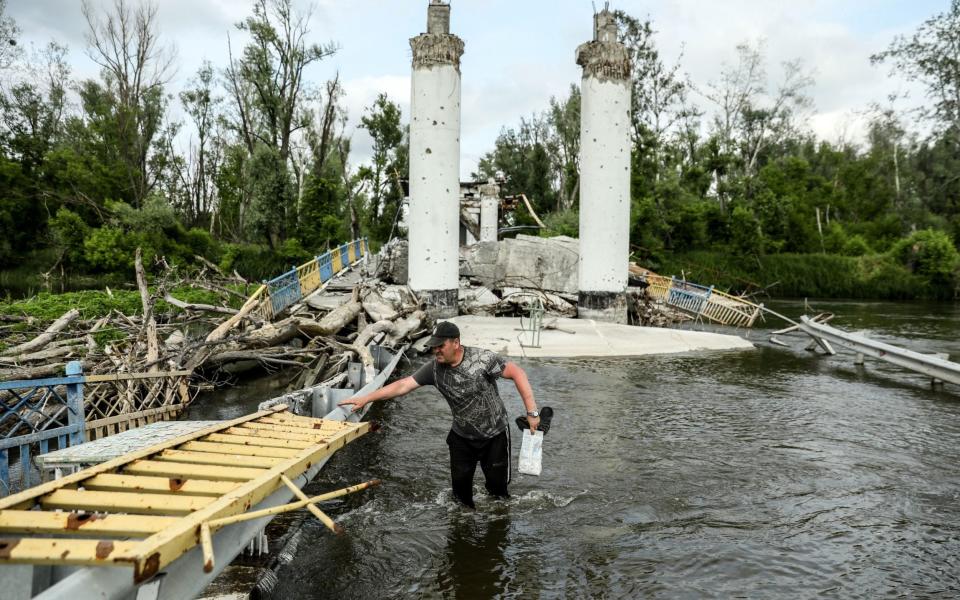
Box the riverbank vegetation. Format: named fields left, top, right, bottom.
left=2, top=1, right=960, bottom=301
left=476, top=9, right=960, bottom=300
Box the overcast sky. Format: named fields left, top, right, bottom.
left=6, top=0, right=948, bottom=177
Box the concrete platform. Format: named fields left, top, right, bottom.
left=441, top=315, right=753, bottom=358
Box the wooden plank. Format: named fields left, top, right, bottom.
left=260, top=413, right=341, bottom=426
left=263, top=413, right=349, bottom=429
left=112, top=421, right=371, bottom=584
left=86, top=404, right=183, bottom=431
left=83, top=371, right=191, bottom=383
left=179, top=441, right=300, bottom=459
left=229, top=424, right=328, bottom=441
left=202, top=433, right=313, bottom=449
left=154, top=449, right=283, bottom=469
left=122, top=460, right=266, bottom=482
left=0, top=510, right=175, bottom=537
left=81, top=474, right=238, bottom=497
left=279, top=474, right=339, bottom=534
left=238, top=422, right=338, bottom=436
left=0, top=406, right=289, bottom=511
left=39, top=490, right=214, bottom=516
left=0, top=538, right=141, bottom=566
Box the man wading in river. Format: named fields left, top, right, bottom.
left=339, top=322, right=540, bottom=508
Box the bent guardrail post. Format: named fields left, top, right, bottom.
left=65, top=361, right=86, bottom=447
left=798, top=316, right=960, bottom=386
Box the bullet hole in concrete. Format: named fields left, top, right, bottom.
left=426, top=148, right=432, bottom=154
left=433, top=120, right=437, bottom=125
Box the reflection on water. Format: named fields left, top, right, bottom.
left=437, top=511, right=511, bottom=598
left=199, top=299, right=960, bottom=598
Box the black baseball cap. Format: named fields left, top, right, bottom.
left=425, top=321, right=461, bottom=347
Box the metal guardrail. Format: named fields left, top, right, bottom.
left=798, top=316, right=960, bottom=386
left=254, top=237, right=368, bottom=321
left=0, top=361, right=86, bottom=494
left=0, top=363, right=190, bottom=496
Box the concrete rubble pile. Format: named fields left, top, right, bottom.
left=369, top=236, right=688, bottom=326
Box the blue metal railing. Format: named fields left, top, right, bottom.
left=0, top=361, right=86, bottom=494
left=257, top=237, right=369, bottom=318
left=266, top=269, right=303, bottom=315
left=318, top=251, right=333, bottom=282
left=667, top=277, right=713, bottom=316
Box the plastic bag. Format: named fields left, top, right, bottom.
left=518, top=429, right=544, bottom=476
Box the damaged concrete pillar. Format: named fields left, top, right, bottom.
left=575, top=7, right=631, bottom=323
left=479, top=177, right=500, bottom=243
left=407, top=0, right=464, bottom=318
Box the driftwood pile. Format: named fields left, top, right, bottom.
left=0, top=251, right=250, bottom=383
left=0, top=251, right=431, bottom=400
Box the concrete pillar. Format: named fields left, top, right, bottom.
left=576, top=8, right=631, bottom=323
left=407, top=0, right=464, bottom=318
left=479, top=177, right=500, bottom=243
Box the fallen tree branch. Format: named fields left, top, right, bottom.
left=1, top=308, right=80, bottom=357
left=164, top=293, right=239, bottom=316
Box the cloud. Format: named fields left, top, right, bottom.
left=4, top=0, right=946, bottom=175
left=340, top=74, right=411, bottom=167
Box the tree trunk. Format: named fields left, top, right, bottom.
left=1, top=308, right=80, bottom=357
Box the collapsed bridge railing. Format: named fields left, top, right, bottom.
left=0, top=362, right=189, bottom=495
left=245, top=237, right=369, bottom=322
left=644, top=274, right=763, bottom=327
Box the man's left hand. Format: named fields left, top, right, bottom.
left=527, top=415, right=540, bottom=433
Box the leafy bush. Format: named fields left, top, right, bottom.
left=541, top=209, right=579, bottom=238
left=184, top=228, right=215, bottom=258
left=729, top=205, right=764, bottom=256
left=889, top=228, right=959, bottom=290
left=48, top=207, right=90, bottom=266
left=840, top=234, right=872, bottom=256
left=657, top=250, right=928, bottom=299
left=84, top=227, right=132, bottom=272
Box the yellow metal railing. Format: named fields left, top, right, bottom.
left=249, top=238, right=368, bottom=321
left=644, top=274, right=762, bottom=327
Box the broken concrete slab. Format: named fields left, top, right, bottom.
left=459, top=285, right=501, bottom=315
left=500, top=288, right=577, bottom=318
left=445, top=315, right=754, bottom=358
left=306, top=292, right=352, bottom=311
left=460, top=234, right=580, bottom=294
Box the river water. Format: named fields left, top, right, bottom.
left=194, top=299, right=960, bottom=599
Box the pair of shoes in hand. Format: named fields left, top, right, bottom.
left=515, top=406, right=554, bottom=435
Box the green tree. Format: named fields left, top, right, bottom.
left=177, top=61, right=222, bottom=228
left=872, top=1, right=960, bottom=131
left=359, top=93, right=405, bottom=242
left=223, top=0, right=338, bottom=244
left=81, top=0, right=176, bottom=208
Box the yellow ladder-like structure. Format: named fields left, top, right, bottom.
left=0, top=406, right=372, bottom=584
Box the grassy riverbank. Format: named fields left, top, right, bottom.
left=656, top=251, right=949, bottom=300
left=0, top=287, right=246, bottom=321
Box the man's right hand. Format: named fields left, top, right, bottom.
left=339, top=395, right=371, bottom=413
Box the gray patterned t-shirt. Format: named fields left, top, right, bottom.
left=412, top=346, right=508, bottom=440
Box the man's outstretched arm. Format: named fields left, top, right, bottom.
left=501, top=361, right=540, bottom=432
left=338, top=376, right=422, bottom=413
